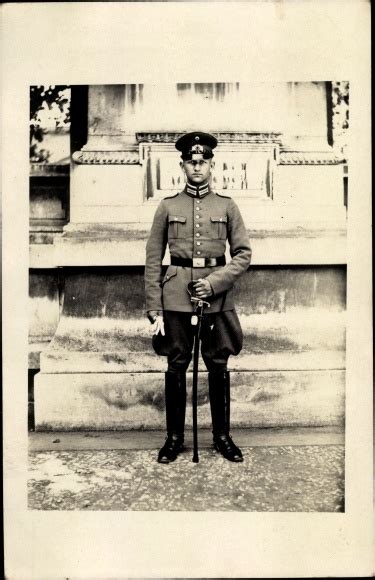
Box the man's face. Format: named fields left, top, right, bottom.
left=182, top=154, right=212, bottom=185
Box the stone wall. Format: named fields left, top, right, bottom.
left=29, top=82, right=348, bottom=431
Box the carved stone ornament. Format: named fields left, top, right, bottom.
left=72, top=150, right=140, bottom=164
left=136, top=132, right=282, bottom=144
left=279, top=152, right=345, bottom=165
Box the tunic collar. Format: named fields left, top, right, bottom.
left=184, top=181, right=211, bottom=199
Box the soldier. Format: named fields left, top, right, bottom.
left=145, top=131, right=252, bottom=464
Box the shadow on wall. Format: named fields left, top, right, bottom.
left=51, top=265, right=346, bottom=320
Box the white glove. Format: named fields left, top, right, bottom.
left=151, top=315, right=165, bottom=336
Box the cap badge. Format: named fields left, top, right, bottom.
left=195, top=136, right=199, bottom=141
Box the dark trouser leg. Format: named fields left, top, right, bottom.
left=201, top=311, right=244, bottom=462
left=156, top=312, right=193, bottom=464
left=158, top=370, right=187, bottom=464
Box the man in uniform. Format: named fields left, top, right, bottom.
left=145, top=131, right=252, bottom=464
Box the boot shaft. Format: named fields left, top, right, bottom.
left=208, top=370, right=230, bottom=436
left=165, top=371, right=186, bottom=437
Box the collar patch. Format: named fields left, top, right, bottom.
left=185, top=183, right=210, bottom=198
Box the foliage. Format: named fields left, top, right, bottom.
left=30, top=85, right=70, bottom=163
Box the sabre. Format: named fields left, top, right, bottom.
left=187, top=281, right=210, bottom=463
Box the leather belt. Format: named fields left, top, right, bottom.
left=171, top=256, right=226, bottom=268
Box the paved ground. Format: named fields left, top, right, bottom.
left=28, top=429, right=345, bottom=512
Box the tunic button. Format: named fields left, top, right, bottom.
left=196, top=233, right=200, bottom=237
left=197, top=242, right=201, bottom=246
left=196, top=215, right=200, bottom=219
left=196, top=224, right=200, bottom=228
left=197, top=251, right=201, bottom=255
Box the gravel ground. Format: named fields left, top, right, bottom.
left=28, top=444, right=344, bottom=512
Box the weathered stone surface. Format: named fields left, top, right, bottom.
left=30, top=267, right=346, bottom=374
left=31, top=268, right=346, bottom=432
left=275, top=164, right=344, bottom=206
left=30, top=175, right=69, bottom=221
left=43, top=267, right=347, bottom=320
left=41, top=348, right=345, bottom=374
left=69, top=164, right=143, bottom=224
left=29, top=273, right=60, bottom=341
left=34, top=369, right=345, bottom=431
left=29, top=244, right=57, bottom=268
left=51, top=226, right=346, bottom=266
left=38, top=274, right=346, bottom=373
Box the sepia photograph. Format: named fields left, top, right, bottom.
left=3, top=2, right=372, bottom=578
left=28, top=81, right=348, bottom=512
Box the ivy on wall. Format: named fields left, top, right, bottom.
left=331, top=81, right=349, bottom=159
left=30, top=85, right=71, bottom=163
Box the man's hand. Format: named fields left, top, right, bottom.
left=193, top=278, right=213, bottom=299
left=147, top=310, right=165, bottom=336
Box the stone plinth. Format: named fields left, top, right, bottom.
left=34, top=267, right=346, bottom=430
left=35, top=369, right=345, bottom=431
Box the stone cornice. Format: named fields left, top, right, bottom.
left=72, top=147, right=345, bottom=166
left=72, top=150, right=140, bottom=165
left=136, top=132, right=282, bottom=144
left=279, top=151, right=346, bottom=165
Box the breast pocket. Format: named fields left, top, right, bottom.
left=210, top=216, right=228, bottom=239
left=168, top=215, right=187, bottom=238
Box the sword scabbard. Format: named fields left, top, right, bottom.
left=187, top=286, right=210, bottom=463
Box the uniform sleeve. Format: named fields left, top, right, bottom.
left=205, top=198, right=251, bottom=296
left=145, top=200, right=168, bottom=312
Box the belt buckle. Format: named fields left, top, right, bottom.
left=193, top=257, right=205, bottom=268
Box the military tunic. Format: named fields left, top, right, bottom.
left=145, top=184, right=252, bottom=372
left=145, top=185, right=252, bottom=313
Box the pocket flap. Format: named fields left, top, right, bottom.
left=169, top=215, right=187, bottom=223
left=211, top=215, right=228, bottom=223
left=162, top=265, right=178, bottom=285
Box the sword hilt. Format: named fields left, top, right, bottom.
left=191, top=297, right=210, bottom=326
left=187, top=281, right=211, bottom=308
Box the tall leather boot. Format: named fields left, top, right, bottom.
left=158, top=371, right=186, bottom=463
left=209, top=370, right=243, bottom=462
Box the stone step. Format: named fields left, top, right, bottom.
left=38, top=309, right=346, bottom=372
left=29, top=426, right=345, bottom=451
left=40, top=348, right=345, bottom=373
left=34, top=368, right=345, bottom=431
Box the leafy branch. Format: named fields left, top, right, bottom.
left=30, top=85, right=70, bottom=163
